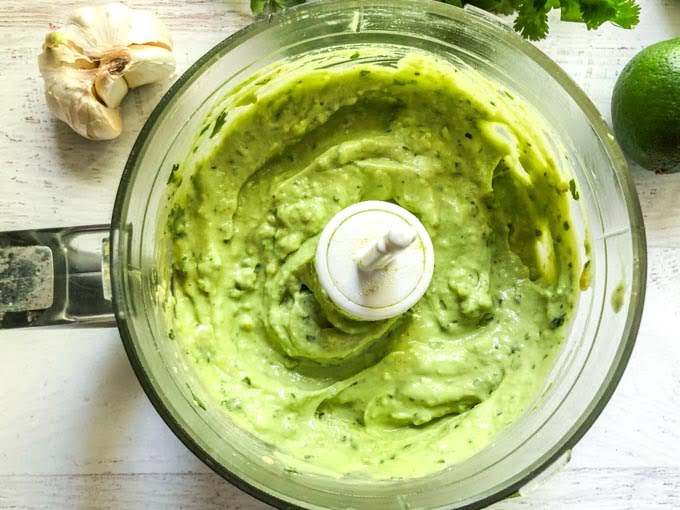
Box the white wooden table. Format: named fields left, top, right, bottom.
left=1, top=1, right=679, bottom=509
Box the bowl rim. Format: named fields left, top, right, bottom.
left=110, top=1, right=647, bottom=508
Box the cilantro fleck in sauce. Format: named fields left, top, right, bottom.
left=161, top=49, right=580, bottom=479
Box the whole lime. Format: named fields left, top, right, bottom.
left=611, top=38, right=680, bottom=174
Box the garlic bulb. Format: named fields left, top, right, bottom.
left=38, top=3, right=176, bottom=140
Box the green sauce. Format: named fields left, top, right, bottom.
left=161, top=49, right=580, bottom=479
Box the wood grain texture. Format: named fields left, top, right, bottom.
left=1, top=468, right=680, bottom=510
left=1, top=1, right=679, bottom=509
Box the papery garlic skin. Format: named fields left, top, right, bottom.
left=38, top=3, right=176, bottom=140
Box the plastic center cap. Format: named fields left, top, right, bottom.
left=315, top=201, right=434, bottom=321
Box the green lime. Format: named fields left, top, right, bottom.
left=611, top=37, right=680, bottom=174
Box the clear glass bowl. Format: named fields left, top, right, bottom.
left=111, top=1, right=646, bottom=508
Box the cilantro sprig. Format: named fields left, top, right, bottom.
left=250, top=0, right=640, bottom=41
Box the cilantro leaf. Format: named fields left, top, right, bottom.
left=513, top=0, right=551, bottom=40
left=572, top=0, right=640, bottom=29
left=579, top=0, right=619, bottom=29
left=609, top=0, right=641, bottom=28
left=250, top=0, right=268, bottom=14
left=559, top=0, right=585, bottom=22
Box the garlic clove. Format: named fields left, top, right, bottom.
left=94, top=68, right=129, bottom=109
left=43, top=66, right=122, bottom=140
left=65, top=3, right=173, bottom=56
left=119, top=8, right=173, bottom=50
left=80, top=103, right=123, bottom=141
left=122, top=45, right=176, bottom=88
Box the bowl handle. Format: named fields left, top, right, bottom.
left=0, top=225, right=115, bottom=329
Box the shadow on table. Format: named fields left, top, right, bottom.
left=51, top=84, right=169, bottom=182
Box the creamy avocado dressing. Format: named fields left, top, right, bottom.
left=162, top=49, right=580, bottom=479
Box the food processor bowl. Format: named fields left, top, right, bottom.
left=110, top=1, right=646, bottom=508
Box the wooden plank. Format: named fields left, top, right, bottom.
left=0, top=472, right=271, bottom=510
left=498, top=467, right=680, bottom=509
left=1, top=468, right=679, bottom=510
